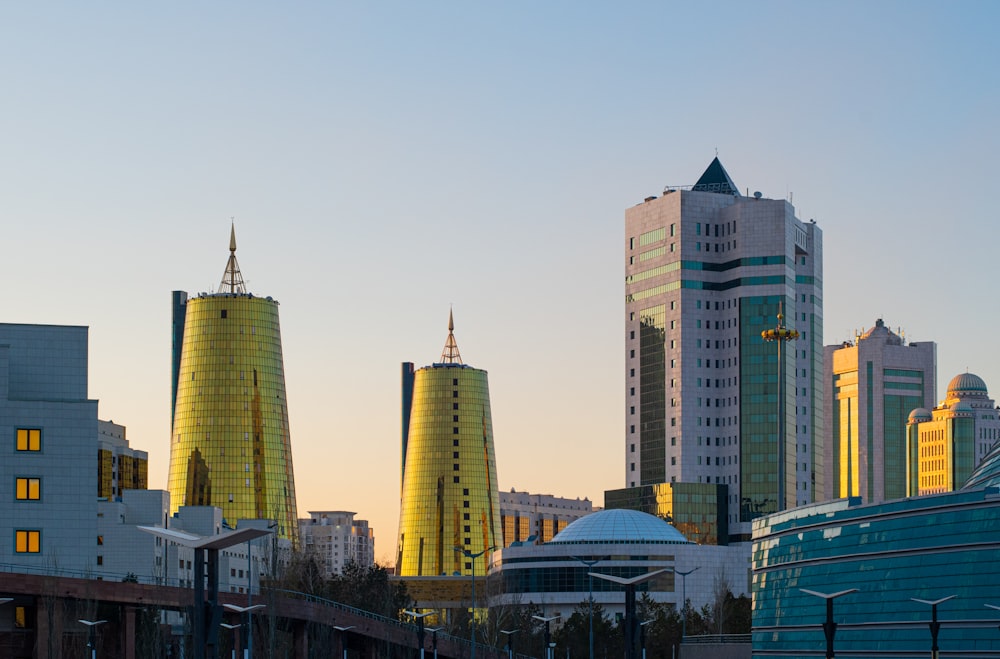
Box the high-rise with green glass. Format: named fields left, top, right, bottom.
left=822, top=318, right=936, bottom=504
left=169, top=227, right=299, bottom=545
left=396, top=312, right=501, bottom=576
left=623, top=158, right=822, bottom=543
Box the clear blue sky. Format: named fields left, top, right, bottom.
left=2, top=2, right=997, bottom=562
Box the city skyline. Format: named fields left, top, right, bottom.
left=2, top=3, right=998, bottom=561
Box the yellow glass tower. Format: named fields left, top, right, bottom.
left=397, top=312, right=501, bottom=576
left=168, top=226, right=299, bottom=545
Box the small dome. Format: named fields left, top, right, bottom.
left=550, top=509, right=690, bottom=544
left=948, top=373, right=988, bottom=396
left=950, top=401, right=975, bottom=416
left=908, top=408, right=932, bottom=423
left=859, top=319, right=902, bottom=346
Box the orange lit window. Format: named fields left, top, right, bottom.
left=16, top=429, right=40, bottom=452
left=15, top=530, right=40, bottom=553
left=15, top=478, right=40, bottom=500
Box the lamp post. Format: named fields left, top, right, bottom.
left=668, top=567, right=699, bottom=643
left=223, top=604, right=266, bottom=659
left=571, top=556, right=602, bottom=659
left=499, top=629, right=518, bottom=659
left=333, top=625, right=355, bottom=659
left=454, top=545, right=495, bottom=659
left=404, top=610, right=433, bottom=659
left=912, top=596, right=954, bottom=659
left=532, top=615, right=559, bottom=659
left=220, top=623, right=241, bottom=659
left=761, top=305, right=799, bottom=508
left=590, top=571, right=667, bottom=659
left=78, top=619, right=107, bottom=659
left=639, top=620, right=652, bottom=659
left=801, top=588, right=857, bottom=659
left=426, top=627, right=443, bottom=659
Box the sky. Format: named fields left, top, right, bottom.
left=2, top=2, right=998, bottom=563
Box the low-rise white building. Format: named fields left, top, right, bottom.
left=299, top=511, right=374, bottom=577
left=489, top=508, right=749, bottom=623
left=499, top=489, right=596, bottom=546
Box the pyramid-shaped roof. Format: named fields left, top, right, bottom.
left=691, top=157, right=740, bottom=196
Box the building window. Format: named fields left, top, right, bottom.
left=15, top=530, right=40, bottom=553
left=97, top=535, right=104, bottom=546
left=16, top=429, right=40, bottom=452
left=15, top=478, right=40, bottom=501
left=97, top=555, right=103, bottom=566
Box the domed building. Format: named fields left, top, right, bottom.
left=487, top=508, right=749, bottom=622
left=906, top=372, right=1000, bottom=496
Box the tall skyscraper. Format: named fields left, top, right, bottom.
left=622, top=158, right=822, bottom=542
left=823, top=319, right=936, bottom=503
left=169, top=226, right=299, bottom=545
left=396, top=312, right=501, bottom=576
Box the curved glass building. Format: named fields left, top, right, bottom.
left=168, top=227, right=299, bottom=545
left=396, top=313, right=501, bottom=576
left=752, top=443, right=1000, bottom=657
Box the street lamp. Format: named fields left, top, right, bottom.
left=912, top=596, right=954, bottom=659
left=639, top=620, right=652, bottom=659
left=220, top=623, right=241, bottom=659
left=571, top=556, right=603, bottom=659
left=454, top=545, right=495, bottom=659
left=333, top=625, right=355, bottom=659
left=532, top=616, right=559, bottom=659
left=761, top=305, right=799, bottom=507
left=404, top=610, right=433, bottom=659
left=801, top=588, right=858, bottom=659
left=426, top=627, right=443, bottom=659
left=499, top=629, right=518, bottom=659
left=223, top=604, right=266, bottom=659
left=667, top=567, right=699, bottom=643
left=590, top=571, right=667, bottom=659
left=78, top=619, right=107, bottom=659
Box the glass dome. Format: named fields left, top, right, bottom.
left=549, top=508, right=691, bottom=544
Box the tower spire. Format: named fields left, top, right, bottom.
left=220, top=222, right=246, bottom=294
left=440, top=308, right=463, bottom=364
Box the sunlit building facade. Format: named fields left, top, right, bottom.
left=97, top=419, right=148, bottom=500
left=604, top=481, right=728, bottom=545
left=168, top=227, right=299, bottom=545
left=822, top=319, right=936, bottom=503
left=906, top=372, right=1000, bottom=496
left=499, top=489, right=594, bottom=547
left=624, top=158, right=823, bottom=542
left=396, top=313, right=501, bottom=576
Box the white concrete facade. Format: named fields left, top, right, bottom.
left=299, top=511, right=375, bottom=577
left=624, top=160, right=823, bottom=542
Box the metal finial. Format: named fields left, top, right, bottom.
left=440, top=309, right=463, bottom=364
left=219, top=223, right=246, bottom=294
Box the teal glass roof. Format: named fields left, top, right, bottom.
left=691, top=157, right=740, bottom=196
left=963, top=440, right=1000, bottom=490
left=549, top=509, right=691, bottom=544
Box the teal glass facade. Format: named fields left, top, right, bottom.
left=752, top=489, right=1000, bottom=657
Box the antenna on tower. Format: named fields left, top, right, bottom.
left=439, top=308, right=463, bottom=364
left=219, top=222, right=246, bottom=294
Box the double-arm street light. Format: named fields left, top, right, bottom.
left=333, top=625, right=355, bottom=659
left=426, top=626, right=443, bottom=659
left=912, top=595, right=955, bottom=659
left=499, top=629, right=518, bottom=659
left=79, top=619, right=107, bottom=659
left=531, top=615, right=560, bottom=659
left=220, top=623, right=241, bottom=659
left=590, top=571, right=667, bottom=659
left=667, top=566, right=699, bottom=643
left=454, top=545, right=495, bottom=659
left=223, top=603, right=266, bottom=659
left=404, top=610, right=434, bottom=659
left=571, top=556, right=603, bottom=659
left=801, top=588, right=858, bottom=659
